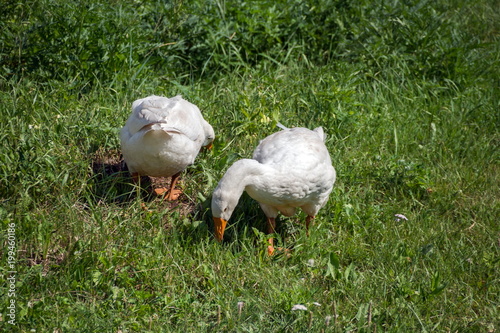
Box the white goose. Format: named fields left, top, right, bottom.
left=211, top=125, right=336, bottom=254
left=120, top=95, right=214, bottom=200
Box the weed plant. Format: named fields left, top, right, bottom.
left=0, top=0, right=498, bottom=331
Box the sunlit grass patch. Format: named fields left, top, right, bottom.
left=0, top=0, right=498, bottom=331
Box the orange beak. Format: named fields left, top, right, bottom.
left=213, top=217, right=227, bottom=242
left=205, top=142, right=213, bottom=150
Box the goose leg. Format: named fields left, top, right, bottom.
left=131, top=172, right=140, bottom=183
left=167, top=172, right=182, bottom=200
left=267, top=217, right=276, bottom=255
left=306, top=215, right=315, bottom=236
left=153, top=172, right=182, bottom=200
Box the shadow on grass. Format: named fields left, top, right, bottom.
left=89, top=148, right=200, bottom=216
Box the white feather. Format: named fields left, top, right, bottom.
left=212, top=126, right=336, bottom=226
left=120, top=95, right=214, bottom=177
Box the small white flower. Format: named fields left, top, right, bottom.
left=237, top=301, right=244, bottom=316
left=307, top=259, right=315, bottom=267
left=394, top=214, right=408, bottom=222
left=291, top=304, right=308, bottom=311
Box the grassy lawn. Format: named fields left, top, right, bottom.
left=1, top=0, right=498, bottom=331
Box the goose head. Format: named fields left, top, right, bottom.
left=211, top=159, right=259, bottom=242
left=203, top=122, right=215, bottom=149
left=211, top=186, right=239, bottom=242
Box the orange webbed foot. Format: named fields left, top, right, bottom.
left=167, top=189, right=182, bottom=201
left=154, top=187, right=168, bottom=196
left=153, top=187, right=182, bottom=200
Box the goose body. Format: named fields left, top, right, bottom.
left=120, top=95, right=214, bottom=199
left=211, top=126, right=336, bottom=251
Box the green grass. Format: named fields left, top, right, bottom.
left=1, top=0, right=499, bottom=331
